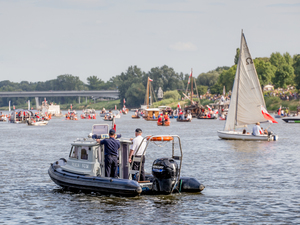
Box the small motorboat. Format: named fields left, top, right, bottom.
left=27, top=119, right=48, bottom=126
left=122, top=108, right=129, bottom=114
left=65, top=111, right=78, bottom=120
left=282, top=116, right=300, bottom=123
left=103, top=114, right=114, bottom=121
left=48, top=124, right=204, bottom=197
left=81, top=109, right=96, bottom=119
left=131, top=115, right=140, bottom=119
left=0, top=113, right=7, bottom=122
left=157, top=119, right=170, bottom=126
left=176, top=118, right=191, bottom=122
left=197, top=116, right=217, bottom=119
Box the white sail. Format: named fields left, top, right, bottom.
left=224, top=32, right=267, bottom=131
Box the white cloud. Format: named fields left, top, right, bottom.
left=169, top=42, right=197, bottom=51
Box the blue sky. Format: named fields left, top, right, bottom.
left=0, top=0, right=299, bottom=83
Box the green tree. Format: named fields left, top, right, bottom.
left=197, top=85, right=208, bottom=95
left=293, top=54, right=300, bottom=89
left=163, top=90, right=180, bottom=100
left=270, top=52, right=295, bottom=88
left=54, top=74, right=86, bottom=91
left=234, top=48, right=240, bottom=65
left=254, top=58, right=276, bottom=86
left=125, top=82, right=146, bottom=107
left=146, top=65, right=184, bottom=92
left=217, top=65, right=237, bottom=92
left=117, top=66, right=145, bottom=107
left=273, top=65, right=295, bottom=89
left=87, top=76, right=105, bottom=90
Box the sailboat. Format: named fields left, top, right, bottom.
left=143, top=77, right=160, bottom=121
left=183, top=69, right=203, bottom=118
left=217, top=31, right=278, bottom=141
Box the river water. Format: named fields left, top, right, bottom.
left=1, top=111, right=300, bottom=224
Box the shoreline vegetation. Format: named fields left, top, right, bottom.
left=1, top=96, right=299, bottom=114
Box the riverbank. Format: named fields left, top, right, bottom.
left=0, top=99, right=120, bottom=111
left=1, top=96, right=298, bottom=112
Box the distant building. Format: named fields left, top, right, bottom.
left=263, top=84, right=274, bottom=91
left=157, top=87, right=163, bottom=100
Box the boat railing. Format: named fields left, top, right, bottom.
left=129, top=135, right=183, bottom=192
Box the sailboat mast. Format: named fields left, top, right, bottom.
left=235, top=30, right=243, bottom=127
left=190, top=68, right=193, bottom=104
left=146, top=77, right=150, bottom=109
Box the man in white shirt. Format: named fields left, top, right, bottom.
left=129, top=128, right=146, bottom=181
left=252, top=122, right=262, bottom=136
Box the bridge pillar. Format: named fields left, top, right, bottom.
left=35, top=97, right=39, bottom=109
left=86, top=97, right=87, bottom=103
left=78, top=96, right=80, bottom=104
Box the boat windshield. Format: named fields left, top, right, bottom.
left=80, top=147, right=89, bottom=160
left=69, top=146, right=79, bottom=159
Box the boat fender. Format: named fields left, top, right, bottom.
left=180, top=177, right=205, bottom=192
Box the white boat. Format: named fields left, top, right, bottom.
left=217, top=31, right=278, bottom=141
left=27, top=120, right=48, bottom=126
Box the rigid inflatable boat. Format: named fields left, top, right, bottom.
left=48, top=124, right=205, bottom=197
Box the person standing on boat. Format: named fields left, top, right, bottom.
left=252, top=122, right=263, bottom=136
left=96, top=129, right=120, bottom=178
left=129, top=128, right=146, bottom=181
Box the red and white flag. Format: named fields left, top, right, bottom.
left=148, top=77, right=153, bottom=82
left=278, top=105, right=281, bottom=115
left=261, top=105, right=278, bottom=123
left=188, top=69, right=193, bottom=84
left=206, top=105, right=212, bottom=111
left=123, top=98, right=126, bottom=104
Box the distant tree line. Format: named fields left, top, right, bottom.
left=1, top=51, right=300, bottom=108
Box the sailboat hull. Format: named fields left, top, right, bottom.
left=217, top=131, right=278, bottom=141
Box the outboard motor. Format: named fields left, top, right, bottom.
left=152, top=158, right=178, bottom=194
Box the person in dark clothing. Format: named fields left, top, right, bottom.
left=96, top=129, right=120, bottom=178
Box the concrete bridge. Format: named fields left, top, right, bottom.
left=0, top=90, right=119, bottom=108
left=0, top=90, right=119, bottom=98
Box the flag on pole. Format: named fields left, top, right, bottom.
left=261, top=105, right=278, bottom=123
left=123, top=98, right=126, bottom=104
left=148, top=77, right=153, bottom=82
left=188, top=69, right=193, bottom=84
left=278, top=105, right=281, bottom=115
left=223, top=86, right=226, bottom=96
